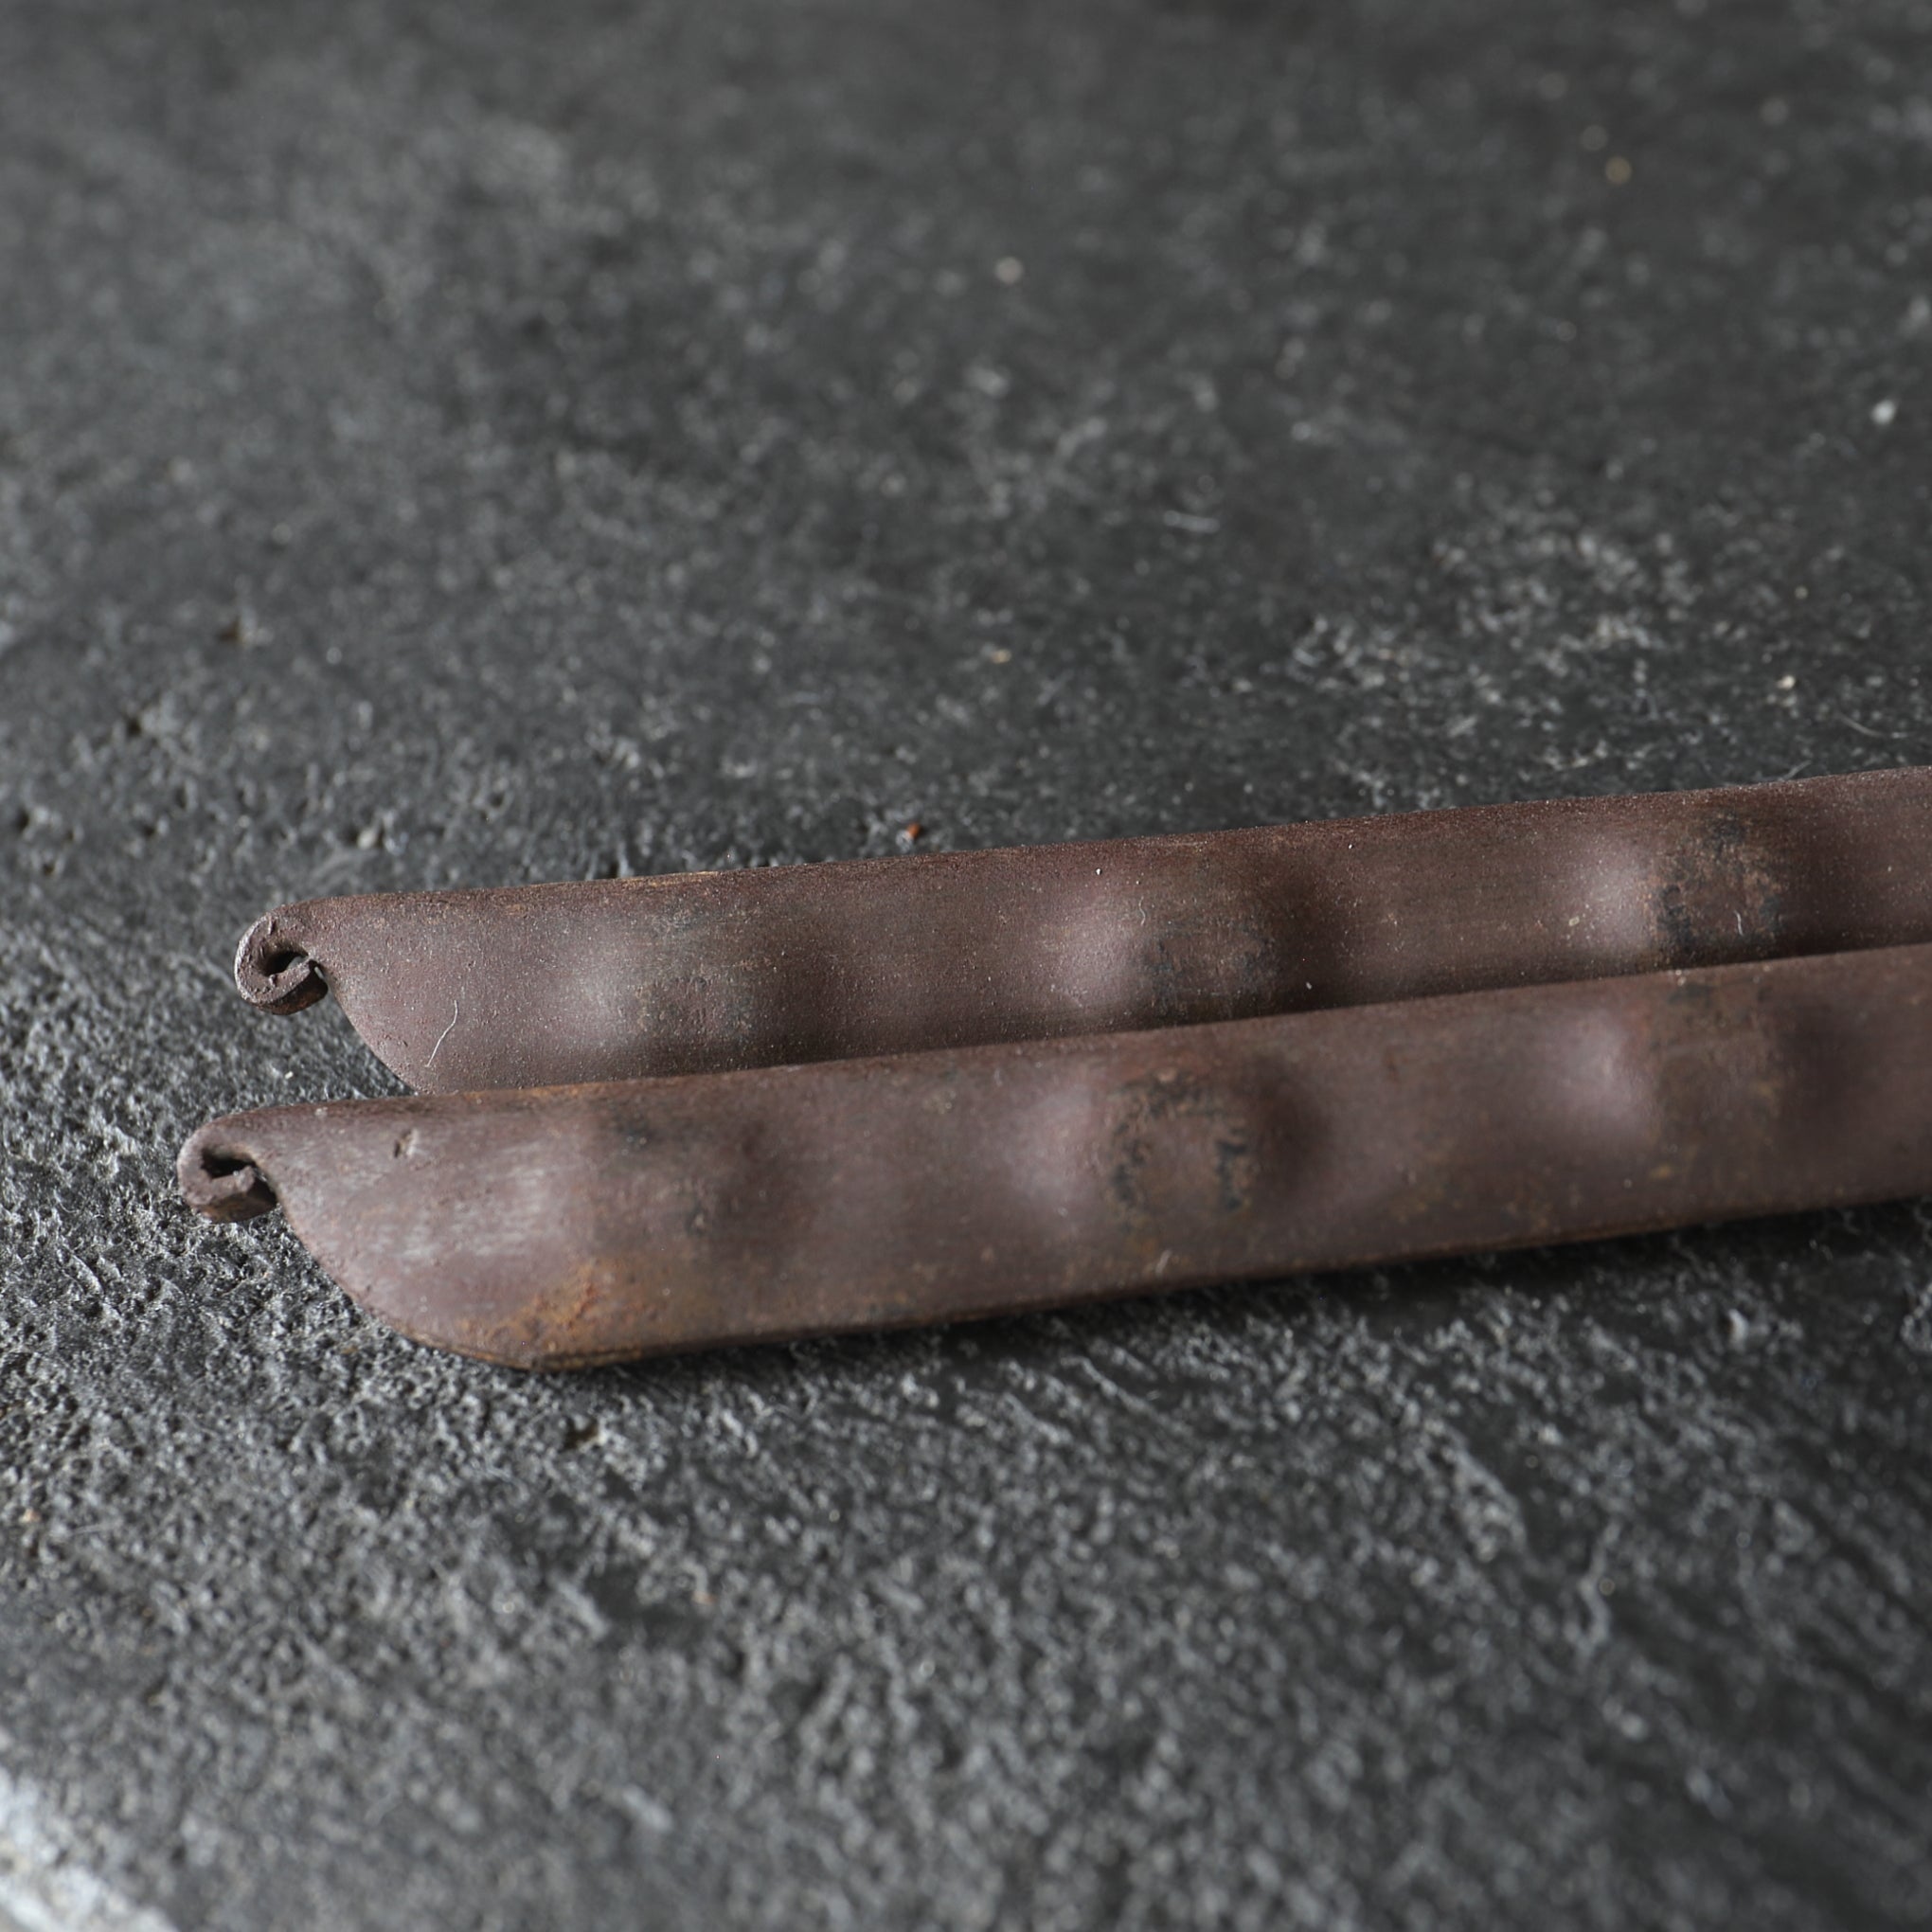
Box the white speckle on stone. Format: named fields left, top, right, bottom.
left=0, top=1764, right=178, bottom=1932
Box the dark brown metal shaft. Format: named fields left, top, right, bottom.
left=183, top=942, right=1932, bottom=1369
left=233, top=767, right=1932, bottom=1093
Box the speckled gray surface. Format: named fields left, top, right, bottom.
left=2, top=2, right=1930, bottom=1926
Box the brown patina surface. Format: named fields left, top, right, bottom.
left=232, top=766, right=1932, bottom=1093
left=183, top=942, right=1932, bottom=1368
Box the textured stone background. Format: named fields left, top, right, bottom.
left=2, top=1, right=1930, bottom=1926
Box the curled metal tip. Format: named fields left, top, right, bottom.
left=234, top=911, right=328, bottom=1015
left=177, top=1126, right=279, bottom=1222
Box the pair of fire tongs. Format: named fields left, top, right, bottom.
left=180, top=767, right=1932, bottom=1368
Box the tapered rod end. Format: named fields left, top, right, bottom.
left=178, top=1123, right=279, bottom=1222
left=234, top=909, right=329, bottom=1015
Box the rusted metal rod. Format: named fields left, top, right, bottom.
left=232, top=767, right=1932, bottom=1093
left=182, top=942, right=1932, bottom=1369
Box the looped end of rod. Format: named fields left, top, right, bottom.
left=177, top=1126, right=279, bottom=1223
left=234, top=910, right=328, bottom=1015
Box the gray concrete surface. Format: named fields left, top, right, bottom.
left=1, top=0, right=1929, bottom=1925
